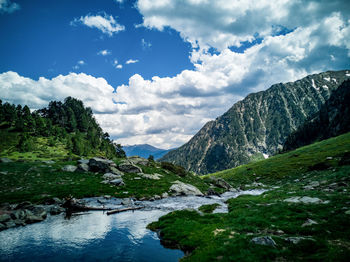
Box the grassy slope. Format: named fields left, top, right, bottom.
left=148, top=132, right=350, bottom=261
left=0, top=159, right=209, bottom=204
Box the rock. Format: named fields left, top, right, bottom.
left=110, top=166, right=124, bottom=176
left=11, top=210, right=25, bottom=220
left=15, top=201, right=32, bottom=210
left=302, top=218, right=318, bottom=227
left=138, top=173, right=162, bottom=180
left=284, top=237, right=315, bottom=244
left=0, top=171, right=8, bottom=175
left=128, top=156, right=149, bottom=166
left=89, top=157, right=114, bottom=173
left=42, top=160, right=55, bottom=164
left=4, top=220, right=16, bottom=228
left=169, top=181, right=204, bottom=196
left=25, top=214, right=45, bottom=224
left=118, top=160, right=142, bottom=173
left=77, top=163, right=89, bottom=172
left=103, top=173, right=121, bottom=180
left=0, top=157, right=13, bottom=163
left=0, top=214, right=11, bottom=223
left=303, top=181, right=320, bottom=190
left=78, top=159, right=90, bottom=164
left=284, top=196, right=325, bottom=204
left=161, top=192, right=169, bottom=198
left=345, top=210, right=350, bottom=215
left=49, top=206, right=65, bottom=215
left=13, top=219, right=26, bottom=226
left=251, top=236, right=276, bottom=247
left=121, top=198, right=134, bottom=206
left=61, top=165, right=77, bottom=172
left=209, top=177, right=232, bottom=190
left=29, top=206, right=47, bottom=219
left=109, top=178, right=125, bottom=186
left=207, top=188, right=221, bottom=196
left=154, top=195, right=161, bottom=200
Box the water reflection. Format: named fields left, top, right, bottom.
left=0, top=189, right=265, bottom=261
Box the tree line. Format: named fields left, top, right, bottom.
left=0, top=97, right=125, bottom=158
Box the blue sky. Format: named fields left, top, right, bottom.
left=0, top=0, right=349, bottom=148
left=0, top=0, right=193, bottom=88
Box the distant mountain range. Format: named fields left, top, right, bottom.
left=161, top=70, right=350, bottom=174
left=122, top=144, right=174, bottom=160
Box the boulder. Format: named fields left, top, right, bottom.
left=138, top=173, right=162, bottom=180
left=110, top=166, right=124, bottom=176
left=209, top=177, right=232, bottom=190
left=169, top=181, right=204, bottom=196
left=109, top=178, right=125, bottom=186
left=78, top=159, right=89, bottom=165
left=0, top=214, right=11, bottom=223
left=284, top=196, right=327, bottom=204
left=61, top=165, right=77, bottom=172
left=207, top=188, right=221, bottom=196
left=118, top=160, right=142, bottom=173
left=302, top=218, right=318, bottom=227
left=121, top=198, right=134, bottom=206
left=284, top=237, right=315, bottom=244
left=77, top=163, right=89, bottom=172
left=128, top=156, right=149, bottom=166
left=103, top=173, right=121, bottom=180
left=0, top=158, right=13, bottom=163
left=88, top=157, right=115, bottom=172
left=42, top=160, right=55, bottom=164
left=251, top=236, right=276, bottom=247
left=49, top=206, right=65, bottom=215
left=161, top=192, right=169, bottom=198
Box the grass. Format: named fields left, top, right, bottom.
left=148, top=132, right=350, bottom=261
left=0, top=160, right=210, bottom=204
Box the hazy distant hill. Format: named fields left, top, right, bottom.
left=161, top=70, right=350, bottom=174
left=123, top=144, right=173, bottom=159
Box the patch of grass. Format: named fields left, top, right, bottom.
left=148, top=133, right=350, bottom=261
left=198, top=203, right=220, bottom=214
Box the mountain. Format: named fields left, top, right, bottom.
left=161, top=70, right=350, bottom=174
left=283, top=79, right=350, bottom=151
left=123, top=144, right=173, bottom=159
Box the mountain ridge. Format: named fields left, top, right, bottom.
left=161, top=70, right=350, bottom=174
left=123, top=144, right=173, bottom=159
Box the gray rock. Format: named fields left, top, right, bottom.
left=285, top=237, right=315, bottom=244
left=0, top=158, right=13, bottom=163
left=77, top=163, right=89, bottom=172
left=78, top=159, right=90, bottom=164
left=0, top=214, right=11, bottom=223
left=169, top=181, right=204, bottom=196
left=89, top=157, right=114, bottom=173
left=251, top=236, right=276, bottom=247
left=138, top=173, right=162, bottom=180
left=0, top=171, right=8, bottom=175
left=284, top=196, right=326, bottom=204
left=42, top=160, right=55, bottom=164
left=128, top=156, right=149, bottom=166
left=49, top=206, right=65, bottom=215
left=118, top=160, right=142, bottom=173
left=209, top=177, right=232, bottom=190
left=121, top=198, right=134, bottom=206
left=11, top=210, right=25, bottom=220
left=61, top=165, right=77, bottom=172
left=302, top=218, right=318, bottom=227
left=110, top=166, right=124, bottom=176
left=103, top=173, right=121, bottom=180
left=154, top=195, right=161, bottom=200
left=161, top=192, right=169, bottom=198
left=109, top=178, right=125, bottom=186
left=25, top=214, right=45, bottom=224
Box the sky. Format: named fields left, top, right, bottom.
left=0, top=0, right=349, bottom=149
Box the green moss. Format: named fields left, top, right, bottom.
left=198, top=203, right=220, bottom=213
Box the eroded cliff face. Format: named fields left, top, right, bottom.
left=161, top=70, right=350, bottom=174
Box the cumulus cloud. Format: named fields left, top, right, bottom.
left=125, top=59, right=139, bottom=64
left=0, top=0, right=19, bottom=14
left=1, top=1, right=350, bottom=149
left=98, top=49, right=111, bottom=56
left=141, top=38, right=152, bottom=49
left=71, top=12, right=125, bottom=36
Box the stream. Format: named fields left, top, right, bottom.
left=0, top=189, right=265, bottom=262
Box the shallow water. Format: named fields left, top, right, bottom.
left=0, top=190, right=265, bottom=262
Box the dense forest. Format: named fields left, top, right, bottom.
left=0, top=97, right=125, bottom=159
left=283, top=80, right=350, bottom=151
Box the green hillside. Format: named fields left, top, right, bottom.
left=148, top=132, right=350, bottom=261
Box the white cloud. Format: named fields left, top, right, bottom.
left=78, top=60, right=85, bottom=65
left=114, top=0, right=124, bottom=3
left=125, top=59, right=139, bottom=64
left=116, top=64, right=123, bottom=69
left=98, top=49, right=111, bottom=56
left=71, top=12, right=125, bottom=36
left=1, top=1, right=350, bottom=149
left=0, top=0, right=19, bottom=14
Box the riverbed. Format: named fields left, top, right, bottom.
left=0, top=190, right=265, bottom=261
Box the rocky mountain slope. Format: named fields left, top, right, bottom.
left=283, top=79, right=350, bottom=151
left=123, top=144, right=173, bottom=159
left=161, top=70, right=350, bottom=174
